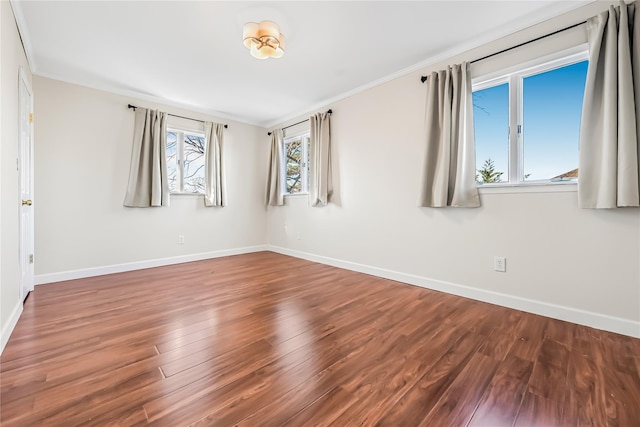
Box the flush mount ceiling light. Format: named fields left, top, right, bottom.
left=243, top=20, right=285, bottom=59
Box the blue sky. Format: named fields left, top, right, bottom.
left=473, top=60, right=588, bottom=181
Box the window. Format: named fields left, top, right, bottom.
left=472, top=51, right=588, bottom=185
left=166, top=128, right=206, bottom=193
left=284, top=132, right=310, bottom=195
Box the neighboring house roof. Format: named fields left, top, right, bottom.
left=552, top=168, right=579, bottom=179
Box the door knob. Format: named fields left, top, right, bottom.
left=22, top=199, right=32, bottom=206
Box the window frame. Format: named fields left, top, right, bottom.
left=166, top=126, right=207, bottom=195
left=283, top=130, right=311, bottom=197
left=472, top=46, right=589, bottom=188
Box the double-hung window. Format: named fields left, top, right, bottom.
left=166, top=128, right=206, bottom=194
left=284, top=131, right=310, bottom=195
left=472, top=50, right=588, bottom=185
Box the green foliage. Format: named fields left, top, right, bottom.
left=476, top=158, right=503, bottom=184
left=286, top=140, right=302, bottom=193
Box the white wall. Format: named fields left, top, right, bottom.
left=1, top=1, right=33, bottom=352
left=33, top=77, right=269, bottom=282
left=266, top=1, right=640, bottom=337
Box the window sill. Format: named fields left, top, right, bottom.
left=170, top=192, right=204, bottom=197
left=284, top=193, right=309, bottom=199
left=478, top=181, right=577, bottom=194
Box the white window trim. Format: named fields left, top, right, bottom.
left=170, top=192, right=204, bottom=197
left=472, top=45, right=588, bottom=191
left=479, top=181, right=577, bottom=194
left=167, top=127, right=206, bottom=195
left=283, top=130, right=310, bottom=197
left=283, top=193, right=309, bottom=199
left=472, top=44, right=588, bottom=88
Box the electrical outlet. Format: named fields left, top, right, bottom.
left=178, top=235, right=185, bottom=244
left=494, top=256, right=506, bottom=272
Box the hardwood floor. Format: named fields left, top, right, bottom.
left=1, top=251, right=639, bottom=426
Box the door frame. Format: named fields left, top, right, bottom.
left=18, top=66, right=34, bottom=301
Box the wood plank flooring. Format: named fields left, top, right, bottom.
left=1, top=251, right=639, bottom=426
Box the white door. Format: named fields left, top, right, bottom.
left=19, top=67, right=34, bottom=300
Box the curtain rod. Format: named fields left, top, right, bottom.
left=420, top=20, right=587, bottom=83
left=267, top=109, right=332, bottom=136
left=127, top=104, right=228, bottom=128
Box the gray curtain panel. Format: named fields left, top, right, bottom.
left=266, top=129, right=285, bottom=206
left=124, top=108, right=170, bottom=207
left=309, top=112, right=333, bottom=207
left=204, top=122, right=226, bottom=207
left=579, top=1, right=640, bottom=208
left=418, top=62, right=480, bottom=208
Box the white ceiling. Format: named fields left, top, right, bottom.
left=11, top=1, right=591, bottom=128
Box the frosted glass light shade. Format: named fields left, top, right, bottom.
left=258, top=21, right=280, bottom=39
left=260, top=44, right=277, bottom=57
left=242, top=22, right=259, bottom=48
left=273, top=46, right=284, bottom=58
left=276, top=33, right=285, bottom=50
left=250, top=44, right=269, bottom=59
left=243, top=20, right=285, bottom=59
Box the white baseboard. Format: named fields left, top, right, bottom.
left=1, top=300, right=23, bottom=354
left=268, top=245, right=640, bottom=339
left=29, top=243, right=640, bottom=338
left=35, top=245, right=269, bottom=285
